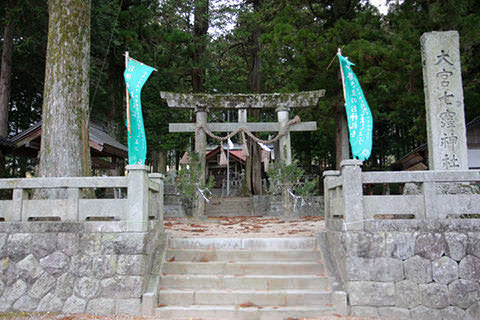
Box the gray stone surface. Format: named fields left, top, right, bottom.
left=410, top=305, right=441, bottom=320
left=1, top=258, right=18, bottom=286
left=345, top=232, right=384, bottom=258
left=459, top=255, right=480, bottom=282
left=29, top=272, right=56, bottom=299
left=5, top=279, right=27, bottom=304
left=92, top=255, right=117, bottom=279
left=55, top=273, right=76, bottom=299
left=40, top=251, right=69, bottom=276
left=432, top=256, right=458, bottom=284
left=448, top=279, right=480, bottom=309
left=117, top=255, right=145, bottom=275
left=404, top=255, right=432, bottom=284
left=32, top=233, right=57, bottom=258
left=74, top=277, right=100, bottom=299
left=465, top=302, right=480, bottom=320
left=70, top=255, right=93, bottom=276
left=377, top=307, right=410, bottom=319
left=0, top=279, right=4, bottom=297
left=395, top=280, right=420, bottom=308
left=371, top=258, right=404, bottom=281
left=12, top=295, right=38, bottom=312
left=345, top=257, right=371, bottom=281
left=63, top=295, right=87, bottom=314
left=386, top=232, right=416, bottom=260
left=102, top=233, right=146, bottom=255
left=350, top=306, right=379, bottom=317
left=86, top=298, right=115, bottom=315
left=445, top=232, right=467, bottom=261
left=79, top=234, right=102, bottom=255
left=115, top=298, right=142, bottom=315
left=441, top=306, right=466, bottom=320
left=415, top=233, right=446, bottom=260
left=16, top=254, right=43, bottom=282
left=7, top=233, right=32, bottom=261
left=101, top=276, right=143, bottom=298
left=348, top=281, right=395, bottom=306
left=466, top=233, right=480, bottom=258
left=419, top=283, right=449, bottom=309
left=37, top=293, right=63, bottom=312
left=57, top=232, right=79, bottom=256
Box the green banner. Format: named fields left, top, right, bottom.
left=338, top=53, right=373, bottom=161
left=124, top=58, right=154, bottom=165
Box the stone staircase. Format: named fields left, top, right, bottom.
left=206, top=197, right=254, bottom=217
left=155, top=237, right=344, bottom=320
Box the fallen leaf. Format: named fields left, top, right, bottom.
left=239, top=301, right=259, bottom=308
left=168, top=256, right=175, bottom=262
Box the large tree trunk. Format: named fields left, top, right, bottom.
left=192, top=0, right=209, bottom=92
left=38, top=0, right=92, bottom=184
left=245, top=0, right=263, bottom=195
left=0, top=0, right=15, bottom=177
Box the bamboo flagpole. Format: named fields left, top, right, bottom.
left=338, top=48, right=347, bottom=103
left=125, top=51, right=131, bottom=134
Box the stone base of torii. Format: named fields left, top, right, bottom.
left=161, top=90, right=325, bottom=218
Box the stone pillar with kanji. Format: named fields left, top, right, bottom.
left=421, top=31, right=468, bottom=170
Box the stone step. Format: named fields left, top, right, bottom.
left=155, top=305, right=335, bottom=320
left=159, top=274, right=330, bottom=290
left=168, top=237, right=317, bottom=250
left=162, top=261, right=324, bottom=275
left=165, top=249, right=321, bottom=262
left=158, top=289, right=331, bottom=306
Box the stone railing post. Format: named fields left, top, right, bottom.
left=323, top=170, right=340, bottom=230
left=149, top=173, right=164, bottom=227
left=127, top=165, right=150, bottom=231
left=12, top=188, right=27, bottom=221
left=66, top=187, right=80, bottom=221
left=340, top=159, right=364, bottom=231
left=421, top=181, right=436, bottom=220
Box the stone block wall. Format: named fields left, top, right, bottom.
left=0, top=221, right=165, bottom=315
left=326, top=220, right=480, bottom=319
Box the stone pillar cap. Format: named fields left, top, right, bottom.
left=126, top=164, right=150, bottom=171
left=340, top=159, right=363, bottom=168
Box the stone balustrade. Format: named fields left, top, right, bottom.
left=0, top=165, right=164, bottom=232
left=320, top=160, right=480, bottom=319
left=323, top=159, right=480, bottom=231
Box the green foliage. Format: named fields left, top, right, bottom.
left=176, top=152, right=215, bottom=206
left=2, top=0, right=479, bottom=175
left=267, top=159, right=318, bottom=197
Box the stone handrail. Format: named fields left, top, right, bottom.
left=0, top=165, right=164, bottom=232
left=323, top=160, right=480, bottom=231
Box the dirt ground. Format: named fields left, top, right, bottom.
left=164, top=216, right=326, bottom=238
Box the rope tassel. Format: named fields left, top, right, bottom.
left=219, top=144, right=228, bottom=166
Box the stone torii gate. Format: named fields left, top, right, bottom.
left=161, top=90, right=325, bottom=217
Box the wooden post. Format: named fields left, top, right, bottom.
left=194, top=105, right=208, bottom=218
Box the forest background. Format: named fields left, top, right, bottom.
left=0, top=0, right=479, bottom=178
